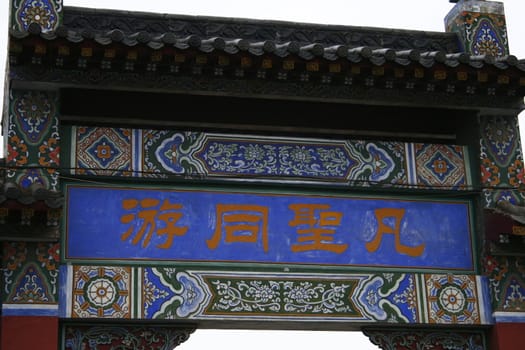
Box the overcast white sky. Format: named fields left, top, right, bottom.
left=1, top=1, right=525, bottom=349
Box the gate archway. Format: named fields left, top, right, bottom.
left=2, top=2, right=525, bottom=350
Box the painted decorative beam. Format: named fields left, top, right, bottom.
left=56, top=265, right=493, bottom=328
left=68, top=127, right=471, bottom=190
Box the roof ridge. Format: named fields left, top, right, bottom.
left=61, top=6, right=460, bottom=52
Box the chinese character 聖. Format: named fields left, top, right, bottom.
left=288, top=203, right=348, bottom=253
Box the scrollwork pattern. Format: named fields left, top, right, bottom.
left=209, top=278, right=356, bottom=315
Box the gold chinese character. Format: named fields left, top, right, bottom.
left=365, top=208, right=425, bottom=257
left=120, top=198, right=188, bottom=249
left=288, top=203, right=348, bottom=253
left=207, top=204, right=269, bottom=252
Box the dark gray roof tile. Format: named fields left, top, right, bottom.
left=61, top=6, right=460, bottom=52
left=9, top=6, right=525, bottom=76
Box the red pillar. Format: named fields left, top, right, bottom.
left=490, top=323, right=525, bottom=350
left=1, top=316, right=58, bottom=350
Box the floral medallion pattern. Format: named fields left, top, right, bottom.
left=471, top=19, right=506, bottom=56
left=2, top=242, right=58, bottom=305
left=71, top=266, right=131, bottom=319
left=13, top=0, right=62, bottom=32
left=425, top=274, right=479, bottom=324
left=480, top=115, right=525, bottom=207
left=11, top=90, right=55, bottom=145
left=75, top=127, right=132, bottom=176
left=415, top=144, right=466, bottom=189
left=482, top=115, right=518, bottom=167
left=7, top=89, right=59, bottom=189
left=70, top=126, right=470, bottom=190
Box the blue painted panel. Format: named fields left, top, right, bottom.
left=2, top=305, right=59, bottom=316
left=65, top=184, right=474, bottom=270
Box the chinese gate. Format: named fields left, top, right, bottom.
left=2, top=1, right=525, bottom=350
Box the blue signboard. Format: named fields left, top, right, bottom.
left=64, top=184, right=474, bottom=270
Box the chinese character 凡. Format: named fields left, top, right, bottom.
left=365, top=208, right=425, bottom=257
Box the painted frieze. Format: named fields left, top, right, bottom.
left=480, top=115, right=525, bottom=208
left=69, top=126, right=470, bottom=190
left=6, top=89, right=60, bottom=190
left=1, top=241, right=60, bottom=316
left=59, top=265, right=493, bottom=327
left=142, top=131, right=410, bottom=186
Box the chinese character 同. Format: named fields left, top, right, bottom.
left=207, top=204, right=269, bottom=252
left=365, top=208, right=425, bottom=257
left=288, top=203, right=348, bottom=253
left=120, top=198, right=188, bottom=249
